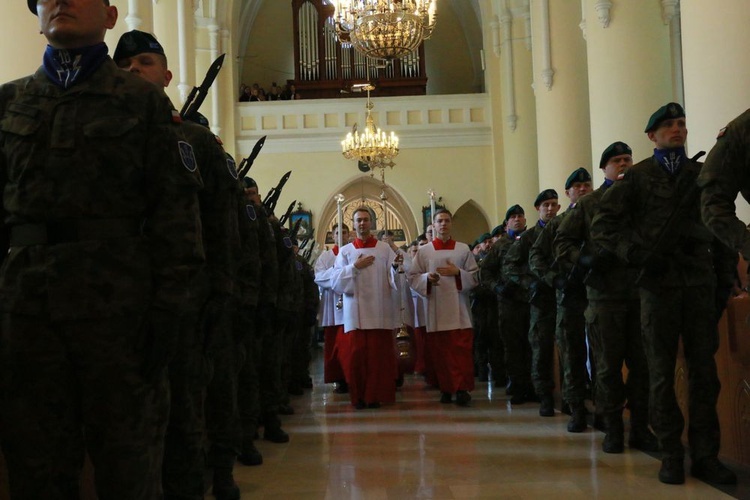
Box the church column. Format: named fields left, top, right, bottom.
left=583, top=0, right=674, bottom=182
left=499, top=0, right=539, bottom=214
left=530, top=0, right=591, bottom=193
left=681, top=0, right=750, bottom=152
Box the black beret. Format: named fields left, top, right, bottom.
left=564, top=168, right=592, bottom=189
left=534, top=189, right=558, bottom=207
left=490, top=224, right=505, bottom=237
left=599, top=141, right=632, bottom=168
left=504, top=204, right=524, bottom=222
left=644, top=102, right=685, bottom=133
left=243, top=177, right=257, bottom=189
left=477, top=232, right=491, bottom=244
left=113, top=30, right=166, bottom=63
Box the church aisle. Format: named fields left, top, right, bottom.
left=232, top=352, right=738, bottom=499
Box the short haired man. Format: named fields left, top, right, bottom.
left=556, top=143, right=656, bottom=454
left=0, top=2, right=203, bottom=497
left=409, top=209, right=478, bottom=405
left=591, top=104, right=737, bottom=485
left=314, top=223, right=351, bottom=394
left=504, top=190, right=561, bottom=415
left=480, top=205, right=528, bottom=399
left=332, top=208, right=399, bottom=408
left=529, top=168, right=592, bottom=431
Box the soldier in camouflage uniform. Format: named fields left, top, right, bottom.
left=470, top=232, right=494, bottom=382
left=0, top=2, right=204, bottom=498
left=290, top=241, right=321, bottom=392
left=700, top=109, right=750, bottom=270
left=113, top=29, right=241, bottom=500
left=529, top=168, right=592, bottom=431
left=504, top=190, right=561, bottom=416
left=591, top=104, right=737, bottom=485
left=278, top=226, right=302, bottom=412
left=556, top=143, right=658, bottom=454
left=479, top=206, right=531, bottom=404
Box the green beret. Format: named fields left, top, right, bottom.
left=599, top=141, right=632, bottom=168
left=644, top=102, right=685, bottom=133
left=504, top=204, right=524, bottom=222
left=477, top=233, right=491, bottom=244
left=534, top=189, right=558, bottom=208
left=113, top=30, right=166, bottom=63
left=243, top=177, right=257, bottom=189
left=490, top=224, right=505, bottom=237
left=564, top=168, right=592, bottom=189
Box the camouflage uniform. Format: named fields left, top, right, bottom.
left=504, top=223, right=556, bottom=400
left=480, top=232, right=531, bottom=397
left=290, top=253, right=320, bottom=391
left=276, top=227, right=301, bottom=407
left=591, top=156, right=735, bottom=462
left=555, top=185, right=650, bottom=442
left=529, top=210, right=589, bottom=411
left=471, top=260, right=504, bottom=384
left=0, top=60, right=203, bottom=499
left=165, top=120, right=236, bottom=499
left=699, top=109, right=750, bottom=261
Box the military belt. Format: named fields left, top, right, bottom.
left=10, top=218, right=143, bottom=246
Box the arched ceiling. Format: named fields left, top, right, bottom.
left=225, top=0, right=485, bottom=88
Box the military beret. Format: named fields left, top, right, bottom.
left=564, top=168, right=592, bottom=189
left=599, top=141, right=632, bottom=168
left=490, top=224, right=505, bottom=237
left=113, top=30, right=166, bottom=63
left=534, top=189, right=558, bottom=208
left=477, top=233, right=491, bottom=244
left=504, top=204, right=524, bottom=222
left=243, top=177, right=257, bottom=189
left=644, top=102, right=685, bottom=133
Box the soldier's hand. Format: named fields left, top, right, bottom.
left=354, top=254, right=375, bottom=270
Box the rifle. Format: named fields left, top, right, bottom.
left=290, top=218, right=303, bottom=241
left=180, top=54, right=226, bottom=120
left=237, top=135, right=267, bottom=179
left=263, top=171, right=292, bottom=214
left=635, top=151, right=706, bottom=290
left=278, top=200, right=297, bottom=227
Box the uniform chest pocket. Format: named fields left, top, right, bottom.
left=83, top=117, right=139, bottom=138
left=0, top=103, right=41, bottom=137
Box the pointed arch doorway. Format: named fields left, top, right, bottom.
left=316, top=175, right=418, bottom=249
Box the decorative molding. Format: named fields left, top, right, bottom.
left=539, top=0, right=554, bottom=90
left=661, top=0, right=679, bottom=25
left=579, top=0, right=587, bottom=40
left=490, top=17, right=501, bottom=58
left=595, top=0, right=612, bottom=29
left=500, top=7, right=517, bottom=132
left=125, top=0, right=142, bottom=31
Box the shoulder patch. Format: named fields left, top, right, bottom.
left=171, top=109, right=183, bottom=124
left=716, top=127, right=727, bottom=139
left=245, top=204, right=257, bottom=221
left=296, top=261, right=303, bottom=271
left=226, top=157, right=239, bottom=179
left=284, top=236, right=293, bottom=249
left=215, top=135, right=224, bottom=146
left=178, top=141, right=197, bottom=172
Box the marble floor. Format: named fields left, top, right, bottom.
left=232, top=352, right=747, bottom=500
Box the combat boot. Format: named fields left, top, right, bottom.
left=658, top=456, right=685, bottom=485
left=628, top=426, right=659, bottom=452
left=601, top=412, right=624, bottom=453
left=264, top=426, right=290, bottom=443
left=690, top=457, right=737, bottom=485
left=237, top=440, right=263, bottom=466
left=539, top=394, right=555, bottom=417
left=212, top=467, right=240, bottom=500
left=566, top=401, right=587, bottom=433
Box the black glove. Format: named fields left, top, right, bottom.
left=579, top=247, right=616, bottom=271
left=140, top=309, right=179, bottom=381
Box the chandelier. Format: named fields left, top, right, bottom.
left=341, top=84, right=399, bottom=171
left=330, top=0, right=437, bottom=61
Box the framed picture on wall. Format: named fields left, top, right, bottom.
left=289, top=210, right=313, bottom=239
left=421, top=204, right=445, bottom=233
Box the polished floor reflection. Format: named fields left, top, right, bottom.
left=232, top=351, right=745, bottom=499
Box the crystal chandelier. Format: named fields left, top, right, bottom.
left=330, top=0, right=437, bottom=61
left=341, top=84, right=399, bottom=170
